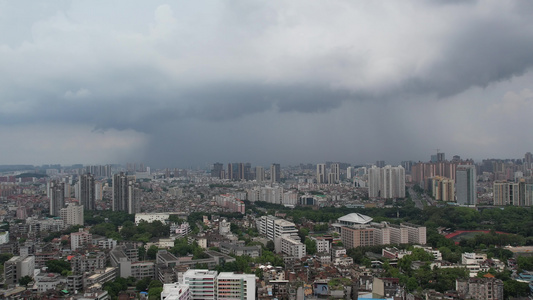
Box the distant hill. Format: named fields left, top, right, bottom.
left=15, top=173, right=48, bottom=179
left=0, top=165, right=35, bottom=172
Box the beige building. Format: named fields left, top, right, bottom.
left=60, top=203, right=84, bottom=226
left=431, top=176, right=455, bottom=202
left=340, top=225, right=375, bottom=249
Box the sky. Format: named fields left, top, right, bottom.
left=1, top=0, right=533, bottom=168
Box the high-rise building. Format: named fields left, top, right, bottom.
left=112, top=172, right=137, bottom=214
left=60, top=203, right=84, bottom=226
left=317, top=164, right=327, bottom=184
left=329, top=163, right=340, bottom=184
left=244, top=163, right=252, bottom=180
left=368, top=166, right=381, bottom=198
left=49, top=180, right=65, bottom=216
left=368, top=165, right=405, bottom=199
left=525, top=152, right=533, bottom=167
left=430, top=176, right=455, bottom=202
left=271, top=163, right=280, bottom=183
left=401, top=161, right=414, bottom=173
left=227, top=163, right=234, bottom=180
left=80, top=173, right=96, bottom=210
left=346, top=167, right=353, bottom=179
left=493, top=180, right=533, bottom=207
left=211, top=163, right=224, bottom=178
left=456, top=165, right=477, bottom=206
left=255, top=166, right=265, bottom=182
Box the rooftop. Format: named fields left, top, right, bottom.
left=337, top=213, right=373, bottom=225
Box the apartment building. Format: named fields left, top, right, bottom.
left=162, top=283, right=191, bottom=300
left=4, top=255, right=35, bottom=286
left=217, top=272, right=256, bottom=300
left=183, top=269, right=218, bottom=300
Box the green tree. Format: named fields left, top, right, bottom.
left=266, top=240, right=275, bottom=252
left=517, top=256, right=533, bottom=271
left=45, top=259, right=71, bottom=274
left=19, top=275, right=33, bottom=286
left=406, top=277, right=418, bottom=292
left=147, top=245, right=159, bottom=260
left=305, top=238, right=317, bottom=255
left=136, top=277, right=152, bottom=291
left=138, top=246, right=147, bottom=261
left=504, top=280, right=530, bottom=298
left=149, top=287, right=163, bottom=300
left=0, top=253, right=13, bottom=265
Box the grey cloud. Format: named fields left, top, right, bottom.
left=1, top=1, right=533, bottom=166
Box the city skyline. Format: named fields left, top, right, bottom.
left=1, top=1, right=533, bottom=168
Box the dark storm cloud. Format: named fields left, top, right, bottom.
left=403, top=20, right=533, bottom=98
left=1, top=0, right=533, bottom=165
left=1, top=1, right=533, bottom=130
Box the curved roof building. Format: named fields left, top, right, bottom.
left=337, top=213, right=373, bottom=225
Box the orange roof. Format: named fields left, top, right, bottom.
left=483, top=273, right=495, bottom=278
left=67, top=255, right=75, bottom=261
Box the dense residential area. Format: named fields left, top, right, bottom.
left=1, top=154, right=533, bottom=299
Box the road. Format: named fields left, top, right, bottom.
left=409, top=187, right=426, bottom=210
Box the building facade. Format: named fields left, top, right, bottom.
left=456, top=165, right=476, bottom=206
left=113, top=172, right=137, bottom=214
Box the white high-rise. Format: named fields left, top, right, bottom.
left=368, top=165, right=405, bottom=199
left=347, top=167, right=353, bottom=179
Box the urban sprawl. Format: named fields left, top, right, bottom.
left=1, top=152, right=533, bottom=299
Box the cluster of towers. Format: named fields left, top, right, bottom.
left=211, top=162, right=281, bottom=183
left=48, top=171, right=138, bottom=217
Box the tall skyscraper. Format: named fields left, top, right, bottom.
left=49, top=180, right=65, bottom=216
left=317, top=164, right=326, bottom=184
left=227, top=163, right=234, bottom=180
left=211, top=163, right=223, bottom=178
left=368, top=166, right=381, bottom=198
left=255, top=166, right=265, bottom=182
left=271, top=163, right=280, bottom=183
left=244, top=163, right=252, bottom=180
left=80, top=173, right=96, bottom=210
left=346, top=167, right=353, bottom=179
left=456, top=165, right=476, bottom=206
left=330, top=163, right=340, bottom=183
left=112, top=172, right=137, bottom=214
left=368, top=165, right=405, bottom=199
